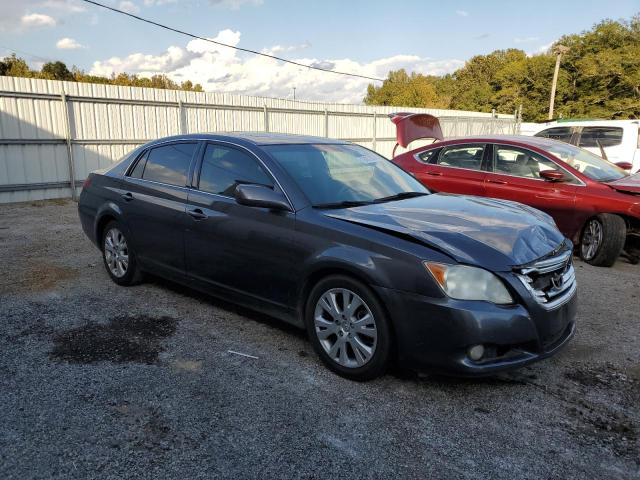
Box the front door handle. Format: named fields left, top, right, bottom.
left=187, top=208, right=208, bottom=220
left=425, top=171, right=443, bottom=176
left=121, top=192, right=134, bottom=202
left=486, top=179, right=507, bottom=185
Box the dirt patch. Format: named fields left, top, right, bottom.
left=1, top=262, right=79, bottom=294
left=50, top=315, right=178, bottom=364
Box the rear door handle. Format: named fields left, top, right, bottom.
left=121, top=192, right=134, bottom=202
left=425, top=171, right=442, bottom=176
left=486, top=179, right=507, bottom=185
left=187, top=208, right=208, bottom=220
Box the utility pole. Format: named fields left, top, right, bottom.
left=548, top=45, right=569, bottom=120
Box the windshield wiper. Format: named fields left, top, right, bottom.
left=373, top=191, right=429, bottom=204
left=313, top=200, right=374, bottom=209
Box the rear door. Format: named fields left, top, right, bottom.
left=413, top=143, right=489, bottom=195
left=184, top=142, right=296, bottom=308
left=120, top=141, right=199, bottom=277
left=483, top=144, right=579, bottom=237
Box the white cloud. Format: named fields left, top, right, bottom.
left=514, top=36, right=540, bottom=44
left=119, top=1, right=140, bottom=14
left=20, top=12, right=56, bottom=28
left=2, top=1, right=85, bottom=31
left=456, top=10, right=468, bottom=17
left=89, top=29, right=463, bottom=104
left=56, top=37, right=86, bottom=49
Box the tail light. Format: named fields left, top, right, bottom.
left=82, top=177, right=92, bottom=190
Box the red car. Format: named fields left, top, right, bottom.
left=390, top=114, right=640, bottom=267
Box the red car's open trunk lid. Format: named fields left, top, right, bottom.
left=390, top=113, right=443, bottom=157
left=605, top=173, right=640, bottom=194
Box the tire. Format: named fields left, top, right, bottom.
left=305, top=275, right=392, bottom=381
left=101, top=220, right=143, bottom=286
left=579, top=214, right=626, bottom=267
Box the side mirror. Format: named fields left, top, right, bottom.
left=615, top=161, right=633, bottom=171
left=539, top=170, right=567, bottom=182
left=234, top=184, right=291, bottom=211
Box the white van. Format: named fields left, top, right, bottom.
left=524, top=120, right=640, bottom=173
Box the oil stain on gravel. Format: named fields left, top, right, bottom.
left=50, top=315, right=178, bottom=364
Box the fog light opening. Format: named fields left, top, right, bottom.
left=468, top=345, right=485, bottom=361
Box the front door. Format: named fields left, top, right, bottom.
left=484, top=144, right=578, bottom=237
left=184, top=142, right=296, bottom=308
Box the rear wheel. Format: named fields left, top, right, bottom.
left=579, top=214, right=626, bottom=267
left=305, top=275, right=391, bottom=381
left=102, top=220, right=143, bottom=285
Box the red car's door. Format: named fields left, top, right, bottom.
left=411, top=143, right=489, bottom=196
left=484, top=144, right=579, bottom=237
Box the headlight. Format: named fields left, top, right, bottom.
left=424, top=262, right=513, bottom=304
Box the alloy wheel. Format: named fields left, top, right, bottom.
left=104, top=227, right=129, bottom=278
left=581, top=219, right=603, bottom=261
left=313, top=288, right=377, bottom=368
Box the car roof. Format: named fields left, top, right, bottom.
left=144, top=132, right=349, bottom=147
left=533, top=120, right=639, bottom=128
left=430, top=135, right=564, bottom=148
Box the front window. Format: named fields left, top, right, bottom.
left=264, top=144, right=428, bottom=207
left=493, top=145, right=576, bottom=182
left=542, top=142, right=627, bottom=182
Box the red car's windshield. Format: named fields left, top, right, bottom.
left=542, top=142, right=627, bottom=182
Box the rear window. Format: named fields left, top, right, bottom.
left=142, top=143, right=197, bottom=186
left=578, top=127, right=623, bottom=148
left=535, top=127, right=573, bottom=143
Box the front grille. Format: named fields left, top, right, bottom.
left=515, top=249, right=576, bottom=310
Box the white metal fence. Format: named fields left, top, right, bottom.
left=0, top=76, right=518, bottom=203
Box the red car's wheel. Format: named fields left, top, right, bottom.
left=579, top=214, right=626, bottom=267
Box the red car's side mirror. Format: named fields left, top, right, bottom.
left=615, top=161, right=633, bottom=170
left=539, top=170, right=567, bottom=182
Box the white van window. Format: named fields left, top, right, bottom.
left=578, top=127, right=623, bottom=148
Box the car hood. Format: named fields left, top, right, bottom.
left=605, top=173, right=640, bottom=194
left=323, top=194, right=566, bottom=271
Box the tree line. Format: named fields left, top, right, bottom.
left=0, top=54, right=203, bottom=92
left=364, top=15, right=640, bottom=121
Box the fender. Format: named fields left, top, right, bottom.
left=94, top=201, right=129, bottom=245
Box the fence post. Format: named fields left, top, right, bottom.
left=263, top=104, right=269, bottom=132
left=60, top=90, right=77, bottom=201
left=372, top=112, right=377, bottom=151
left=324, top=109, right=329, bottom=137
left=177, top=100, right=186, bottom=134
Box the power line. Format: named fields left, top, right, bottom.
left=80, top=0, right=385, bottom=82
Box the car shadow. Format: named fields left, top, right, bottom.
left=144, top=274, right=307, bottom=340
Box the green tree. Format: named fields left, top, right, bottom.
left=40, top=61, right=74, bottom=81
left=0, top=54, right=34, bottom=78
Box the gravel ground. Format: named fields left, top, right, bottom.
left=1, top=199, right=639, bottom=479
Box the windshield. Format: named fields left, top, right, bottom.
left=264, top=144, right=429, bottom=207
left=542, top=142, right=627, bottom=182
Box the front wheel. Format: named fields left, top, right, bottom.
left=305, top=275, right=392, bottom=381
left=579, top=214, right=626, bottom=267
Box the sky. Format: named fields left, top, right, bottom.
left=0, top=0, right=638, bottom=103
